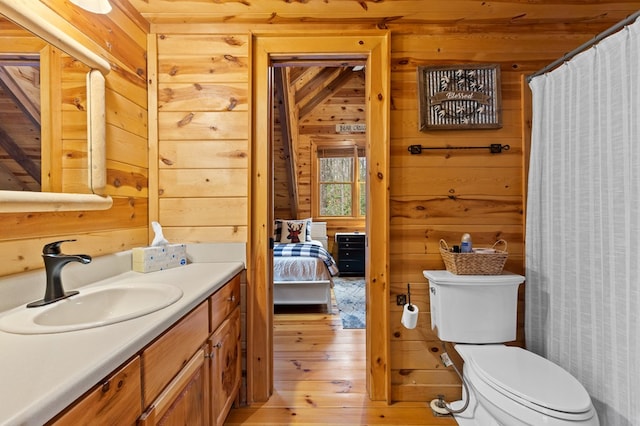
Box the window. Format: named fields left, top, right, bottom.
left=313, top=143, right=366, bottom=218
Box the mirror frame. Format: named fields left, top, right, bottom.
left=0, top=0, right=112, bottom=212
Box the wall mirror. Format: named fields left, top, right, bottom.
left=0, top=0, right=112, bottom=212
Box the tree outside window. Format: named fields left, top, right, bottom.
left=314, top=143, right=366, bottom=218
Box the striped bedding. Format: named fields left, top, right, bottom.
left=273, top=240, right=339, bottom=279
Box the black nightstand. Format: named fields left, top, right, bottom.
left=335, top=233, right=366, bottom=276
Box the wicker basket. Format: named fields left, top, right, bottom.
left=439, top=239, right=508, bottom=275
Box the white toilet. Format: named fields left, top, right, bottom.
left=423, top=270, right=599, bottom=426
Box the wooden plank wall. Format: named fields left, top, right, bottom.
left=0, top=0, right=149, bottom=277
left=153, top=34, right=249, bottom=244
left=385, top=26, right=583, bottom=402
left=147, top=19, right=602, bottom=404
left=0, top=0, right=625, bottom=406
left=150, top=32, right=250, bottom=405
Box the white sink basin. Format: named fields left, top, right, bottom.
left=0, top=283, right=183, bottom=334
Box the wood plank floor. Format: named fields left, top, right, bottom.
left=225, top=291, right=457, bottom=425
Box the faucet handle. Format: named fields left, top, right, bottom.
left=42, top=239, right=77, bottom=255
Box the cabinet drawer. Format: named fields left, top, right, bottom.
left=142, top=301, right=209, bottom=407
left=210, top=273, right=241, bottom=332
left=338, top=241, right=365, bottom=250
left=50, top=357, right=141, bottom=426
left=336, top=234, right=365, bottom=243
left=338, top=260, right=365, bottom=273
left=339, top=248, right=364, bottom=258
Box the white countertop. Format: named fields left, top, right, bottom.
left=0, top=260, right=244, bottom=426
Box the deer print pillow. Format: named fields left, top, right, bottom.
left=280, top=219, right=309, bottom=244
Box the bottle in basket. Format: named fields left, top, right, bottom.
left=461, top=233, right=472, bottom=253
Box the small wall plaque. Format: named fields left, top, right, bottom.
left=418, top=64, right=502, bottom=130
left=336, top=123, right=366, bottom=133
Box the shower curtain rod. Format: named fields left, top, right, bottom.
left=526, top=10, right=640, bottom=82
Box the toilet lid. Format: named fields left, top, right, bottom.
left=462, top=345, right=593, bottom=415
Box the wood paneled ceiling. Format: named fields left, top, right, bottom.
left=0, top=17, right=41, bottom=192
left=128, top=0, right=640, bottom=30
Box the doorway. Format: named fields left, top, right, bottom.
left=270, top=59, right=368, bottom=396
left=248, top=31, right=390, bottom=404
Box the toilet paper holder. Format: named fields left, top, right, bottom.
left=406, top=283, right=415, bottom=311
left=401, top=283, right=419, bottom=329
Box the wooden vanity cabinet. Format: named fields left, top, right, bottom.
left=141, top=272, right=242, bottom=426
left=49, top=357, right=142, bottom=426
left=48, top=272, right=242, bottom=426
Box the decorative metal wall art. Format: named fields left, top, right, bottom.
left=418, top=64, right=502, bottom=130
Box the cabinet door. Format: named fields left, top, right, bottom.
left=139, top=349, right=208, bottom=426
left=50, top=357, right=141, bottom=426
left=209, top=307, right=241, bottom=426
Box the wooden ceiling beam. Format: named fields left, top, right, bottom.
left=287, top=66, right=308, bottom=86
left=0, top=66, right=41, bottom=127
left=273, top=67, right=299, bottom=217
left=0, top=158, right=30, bottom=191
left=0, top=127, right=40, bottom=184
left=293, top=67, right=338, bottom=105
left=298, top=67, right=359, bottom=120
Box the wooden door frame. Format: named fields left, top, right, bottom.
left=248, top=31, right=391, bottom=403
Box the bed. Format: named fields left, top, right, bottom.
left=273, top=220, right=339, bottom=312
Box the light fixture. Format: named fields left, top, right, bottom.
left=69, top=0, right=112, bottom=14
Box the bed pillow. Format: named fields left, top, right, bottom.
left=279, top=219, right=309, bottom=244
left=275, top=218, right=313, bottom=242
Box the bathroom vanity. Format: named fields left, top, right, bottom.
left=51, top=273, right=241, bottom=425
left=0, top=245, right=245, bottom=426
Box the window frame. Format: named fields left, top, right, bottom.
left=311, top=140, right=366, bottom=219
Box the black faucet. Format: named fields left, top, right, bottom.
left=27, top=240, right=92, bottom=308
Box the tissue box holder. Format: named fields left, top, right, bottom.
left=132, top=244, right=187, bottom=273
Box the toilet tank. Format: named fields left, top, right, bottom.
left=423, top=270, right=525, bottom=344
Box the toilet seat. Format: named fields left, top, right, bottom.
left=457, top=344, right=594, bottom=421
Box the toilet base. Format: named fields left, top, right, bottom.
left=448, top=384, right=502, bottom=426
left=449, top=361, right=599, bottom=426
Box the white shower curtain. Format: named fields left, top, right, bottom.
left=527, top=16, right=640, bottom=426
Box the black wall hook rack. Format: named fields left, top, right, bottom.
left=408, top=143, right=510, bottom=155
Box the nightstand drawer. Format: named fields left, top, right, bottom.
left=336, top=234, right=365, bottom=244
left=339, top=247, right=364, bottom=258
left=337, top=240, right=365, bottom=250
left=338, top=259, right=365, bottom=273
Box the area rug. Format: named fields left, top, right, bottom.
left=332, top=277, right=366, bottom=329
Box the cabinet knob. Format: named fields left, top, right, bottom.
left=227, top=295, right=236, bottom=302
